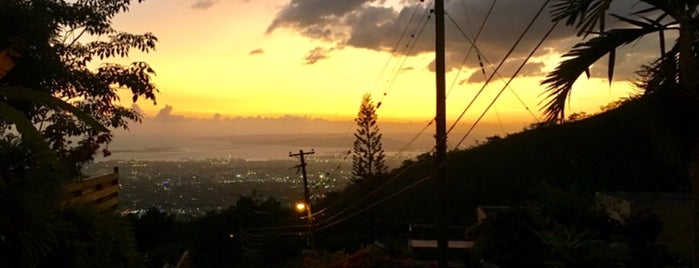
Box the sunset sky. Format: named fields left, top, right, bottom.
left=107, top=0, right=655, bottom=126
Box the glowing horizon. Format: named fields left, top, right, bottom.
left=107, top=0, right=640, bottom=126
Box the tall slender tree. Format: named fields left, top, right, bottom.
left=352, top=94, right=387, bottom=183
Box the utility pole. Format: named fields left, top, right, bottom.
left=290, top=149, right=315, bottom=250
left=434, top=0, right=448, bottom=267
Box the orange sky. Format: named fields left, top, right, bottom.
left=105, top=0, right=643, bottom=126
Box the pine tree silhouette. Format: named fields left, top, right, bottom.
left=352, top=94, right=387, bottom=183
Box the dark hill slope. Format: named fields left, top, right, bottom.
left=449, top=99, right=688, bottom=197
left=322, top=94, right=692, bottom=238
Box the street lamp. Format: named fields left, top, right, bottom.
left=295, top=202, right=307, bottom=212
left=295, top=201, right=314, bottom=249
left=290, top=149, right=316, bottom=250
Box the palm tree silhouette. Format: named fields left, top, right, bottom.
left=540, top=0, right=699, bottom=264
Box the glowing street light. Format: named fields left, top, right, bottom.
left=295, top=202, right=307, bottom=212
left=290, top=149, right=316, bottom=249
left=294, top=200, right=314, bottom=249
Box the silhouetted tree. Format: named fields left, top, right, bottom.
left=0, top=1, right=157, bottom=266
left=0, top=0, right=158, bottom=174
left=541, top=0, right=699, bottom=121
left=351, top=94, right=386, bottom=183
left=541, top=0, right=699, bottom=263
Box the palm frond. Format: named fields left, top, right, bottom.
left=541, top=27, right=658, bottom=121
left=610, top=14, right=658, bottom=28
left=549, top=0, right=613, bottom=36
left=638, top=0, right=693, bottom=18
left=636, top=44, right=681, bottom=93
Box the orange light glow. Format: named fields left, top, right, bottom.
left=295, top=202, right=306, bottom=212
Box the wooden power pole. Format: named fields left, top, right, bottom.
left=290, top=149, right=315, bottom=249
left=434, top=0, right=448, bottom=266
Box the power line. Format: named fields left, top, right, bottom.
left=304, top=150, right=433, bottom=227
left=377, top=3, right=434, bottom=107
left=313, top=175, right=431, bottom=232
left=386, top=118, right=434, bottom=164
left=369, top=2, right=425, bottom=98
left=307, top=114, right=437, bottom=222
left=241, top=156, right=433, bottom=236
left=454, top=19, right=559, bottom=149
left=446, top=0, right=497, bottom=99
left=443, top=8, right=540, bottom=123
left=317, top=2, right=431, bottom=181
left=309, top=3, right=438, bottom=220
left=308, top=2, right=432, bottom=218
left=309, top=143, right=455, bottom=233
left=244, top=0, right=552, bottom=239
left=243, top=134, right=438, bottom=234
left=445, top=0, right=550, bottom=136
left=302, top=0, right=547, bottom=237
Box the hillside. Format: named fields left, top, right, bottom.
left=315, top=92, right=693, bottom=249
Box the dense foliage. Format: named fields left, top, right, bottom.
left=0, top=0, right=158, bottom=174
left=0, top=1, right=158, bottom=266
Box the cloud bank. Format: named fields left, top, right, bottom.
left=266, top=0, right=665, bottom=82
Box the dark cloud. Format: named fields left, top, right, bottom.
left=304, top=47, right=334, bottom=64
left=344, top=5, right=397, bottom=49
left=191, top=0, right=217, bottom=10
left=267, top=0, right=662, bottom=82
left=249, top=48, right=264, bottom=55
left=266, top=0, right=370, bottom=36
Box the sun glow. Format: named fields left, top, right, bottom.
left=110, top=1, right=637, bottom=125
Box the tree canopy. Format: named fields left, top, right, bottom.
left=0, top=1, right=158, bottom=266
left=0, top=0, right=158, bottom=173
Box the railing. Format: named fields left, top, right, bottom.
left=61, top=167, right=120, bottom=211
left=407, top=224, right=473, bottom=250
